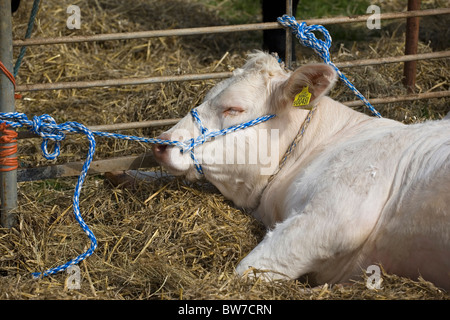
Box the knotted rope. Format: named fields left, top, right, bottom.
left=277, top=15, right=382, bottom=118
left=1, top=114, right=98, bottom=277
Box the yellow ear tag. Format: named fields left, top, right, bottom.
left=293, top=86, right=312, bottom=109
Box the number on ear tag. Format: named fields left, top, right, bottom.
left=293, top=86, right=312, bottom=109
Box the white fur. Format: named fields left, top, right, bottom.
left=155, top=52, right=450, bottom=289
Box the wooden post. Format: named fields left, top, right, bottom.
left=403, top=0, right=421, bottom=93
left=285, top=0, right=293, bottom=69
left=0, top=0, right=18, bottom=228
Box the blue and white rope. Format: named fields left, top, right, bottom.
left=277, top=15, right=382, bottom=118
left=0, top=110, right=275, bottom=277
left=0, top=114, right=98, bottom=278
left=14, top=0, right=41, bottom=77
left=187, top=109, right=276, bottom=173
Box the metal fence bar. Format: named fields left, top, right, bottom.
left=285, top=0, right=293, bottom=68
left=12, top=8, right=450, bottom=47
left=0, top=0, right=17, bottom=228
left=16, top=89, right=450, bottom=141
left=18, top=118, right=182, bottom=139
left=343, top=90, right=450, bottom=107
left=403, top=0, right=421, bottom=93
left=335, top=50, right=450, bottom=68
left=17, top=152, right=158, bottom=182
left=15, top=50, right=450, bottom=92
left=16, top=71, right=231, bottom=92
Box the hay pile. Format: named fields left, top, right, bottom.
left=1, top=0, right=449, bottom=299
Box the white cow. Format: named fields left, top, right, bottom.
left=152, top=51, right=450, bottom=290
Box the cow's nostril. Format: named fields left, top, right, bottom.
left=155, top=144, right=168, bottom=153
left=152, top=143, right=168, bottom=156
left=152, top=132, right=172, bottom=158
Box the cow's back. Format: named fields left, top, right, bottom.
left=271, top=117, right=450, bottom=286
left=362, top=119, right=450, bottom=289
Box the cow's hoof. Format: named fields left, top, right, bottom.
left=236, top=263, right=289, bottom=281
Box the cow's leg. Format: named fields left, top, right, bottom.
left=235, top=211, right=361, bottom=282
left=236, top=214, right=312, bottom=280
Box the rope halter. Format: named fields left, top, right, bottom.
left=179, top=108, right=276, bottom=175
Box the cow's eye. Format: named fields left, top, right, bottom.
left=223, top=107, right=244, bottom=117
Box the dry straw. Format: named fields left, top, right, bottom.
left=0, top=0, right=448, bottom=299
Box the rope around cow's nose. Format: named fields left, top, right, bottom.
left=0, top=108, right=275, bottom=277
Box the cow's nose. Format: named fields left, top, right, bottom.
left=152, top=133, right=171, bottom=162
left=153, top=143, right=168, bottom=154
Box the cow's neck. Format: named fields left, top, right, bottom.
left=267, top=105, right=317, bottom=185
left=254, top=96, right=373, bottom=227
left=281, top=97, right=372, bottom=170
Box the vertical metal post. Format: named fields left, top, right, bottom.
left=403, top=0, right=421, bottom=93
left=0, top=0, right=18, bottom=228
left=285, top=0, right=293, bottom=69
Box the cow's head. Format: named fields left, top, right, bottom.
left=152, top=51, right=336, bottom=208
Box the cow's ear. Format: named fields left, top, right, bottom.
left=275, top=64, right=337, bottom=110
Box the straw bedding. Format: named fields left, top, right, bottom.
left=0, top=0, right=449, bottom=299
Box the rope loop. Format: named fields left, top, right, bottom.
left=30, top=114, right=65, bottom=160
left=277, top=15, right=382, bottom=118
left=277, top=15, right=332, bottom=63
left=40, top=139, right=61, bottom=160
